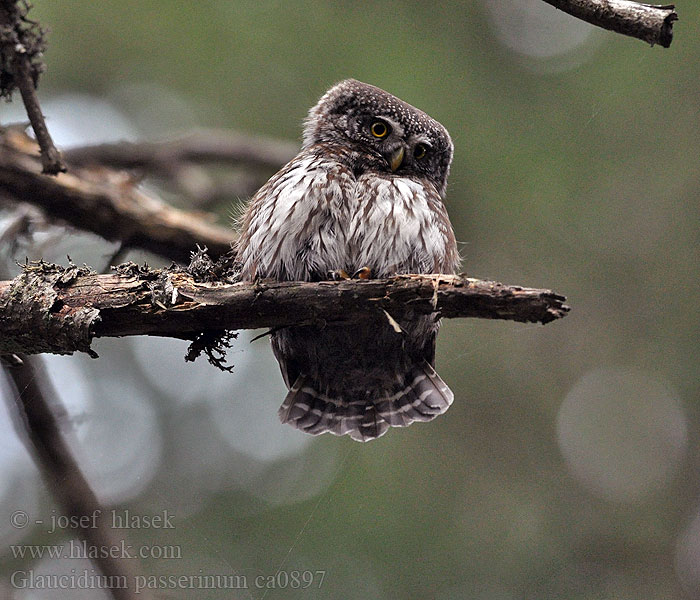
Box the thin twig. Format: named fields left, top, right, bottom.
left=12, top=57, right=65, bottom=173
left=0, top=0, right=66, bottom=173
left=0, top=264, right=570, bottom=357
left=542, top=0, right=678, bottom=47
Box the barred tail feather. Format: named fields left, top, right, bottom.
left=374, top=362, right=453, bottom=426
left=278, top=378, right=389, bottom=441
left=278, top=362, right=453, bottom=442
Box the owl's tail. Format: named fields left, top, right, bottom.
left=278, top=362, right=453, bottom=442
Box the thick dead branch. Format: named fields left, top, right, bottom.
left=0, top=0, right=65, bottom=173
left=0, top=129, right=233, bottom=262
left=542, top=0, right=677, bottom=47
left=0, top=262, right=569, bottom=357
left=4, top=355, right=150, bottom=600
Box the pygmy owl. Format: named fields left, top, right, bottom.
left=236, top=79, right=459, bottom=442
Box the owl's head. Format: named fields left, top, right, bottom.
left=303, top=79, right=453, bottom=197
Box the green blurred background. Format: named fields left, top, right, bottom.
left=1, top=1, right=699, bottom=599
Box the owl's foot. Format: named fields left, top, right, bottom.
left=328, top=267, right=372, bottom=280
left=353, top=267, right=372, bottom=280
left=329, top=269, right=351, bottom=280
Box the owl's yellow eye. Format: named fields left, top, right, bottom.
left=414, top=143, right=428, bottom=160
left=370, top=121, right=389, bottom=138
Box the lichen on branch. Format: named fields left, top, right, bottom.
left=0, top=260, right=570, bottom=358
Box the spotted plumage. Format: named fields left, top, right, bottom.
left=236, top=79, right=459, bottom=441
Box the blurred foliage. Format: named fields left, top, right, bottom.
left=1, top=1, right=699, bottom=599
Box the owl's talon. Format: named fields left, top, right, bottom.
left=329, top=269, right=351, bottom=280
left=353, top=267, right=372, bottom=280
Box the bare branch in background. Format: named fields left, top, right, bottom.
left=0, top=262, right=569, bottom=357
left=3, top=355, right=153, bottom=600
left=63, top=129, right=299, bottom=172
left=0, top=0, right=66, bottom=173
left=542, top=0, right=677, bottom=47
left=0, top=128, right=233, bottom=263
left=62, top=129, right=299, bottom=209
left=1, top=9, right=146, bottom=597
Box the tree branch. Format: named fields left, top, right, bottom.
left=0, top=262, right=569, bottom=357
left=61, top=130, right=299, bottom=210
left=0, top=128, right=233, bottom=263
left=4, top=354, right=151, bottom=600
left=63, top=129, right=299, bottom=173
left=0, top=0, right=66, bottom=173
left=542, top=0, right=678, bottom=47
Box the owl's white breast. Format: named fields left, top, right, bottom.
left=347, top=175, right=448, bottom=276
left=239, top=153, right=453, bottom=280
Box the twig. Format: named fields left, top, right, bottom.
left=0, top=263, right=569, bottom=356
left=0, top=0, right=66, bottom=173
left=541, top=0, right=678, bottom=47
left=0, top=128, right=233, bottom=263
left=4, top=357, right=150, bottom=599
left=12, top=58, right=65, bottom=173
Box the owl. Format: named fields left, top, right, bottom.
left=236, top=79, right=459, bottom=442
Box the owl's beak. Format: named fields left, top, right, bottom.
left=389, top=146, right=405, bottom=172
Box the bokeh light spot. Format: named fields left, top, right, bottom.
left=557, top=368, right=686, bottom=502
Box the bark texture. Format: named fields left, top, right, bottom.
left=0, top=128, right=233, bottom=262
left=542, top=0, right=677, bottom=47
left=0, top=262, right=570, bottom=357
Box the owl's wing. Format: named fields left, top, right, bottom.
left=235, top=151, right=349, bottom=281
